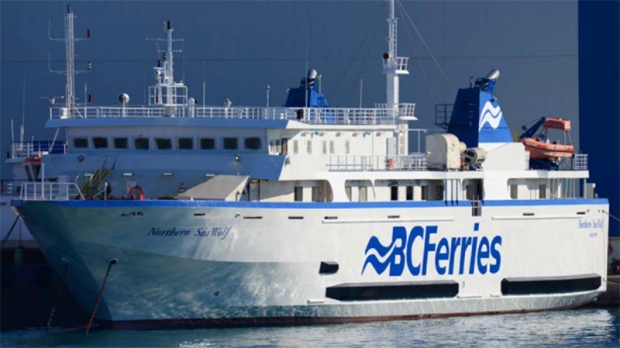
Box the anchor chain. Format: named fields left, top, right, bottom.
left=85, top=258, right=117, bottom=334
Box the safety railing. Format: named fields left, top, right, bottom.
left=327, top=154, right=427, bottom=171
left=48, top=105, right=417, bottom=126
left=19, top=182, right=84, bottom=201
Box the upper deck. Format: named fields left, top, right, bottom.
left=48, top=103, right=417, bottom=127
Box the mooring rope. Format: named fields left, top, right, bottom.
left=85, top=259, right=117, bottom=334
left=46, top=259, right=69, bottom=331
left=603, top=210, right=620, bottom=223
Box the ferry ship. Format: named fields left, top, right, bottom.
left=11, top=2, right=609, bottom=330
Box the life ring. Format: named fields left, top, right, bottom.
left=128, top=185, right=144, bottom=200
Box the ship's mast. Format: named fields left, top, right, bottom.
left=383, top=0, right=409, bottom=111
left=148, top=20, right=187, bottom=112
left=49, top=5, right=90, bottom=112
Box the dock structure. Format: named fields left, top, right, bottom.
left=591, top=275, right=619, bottom=307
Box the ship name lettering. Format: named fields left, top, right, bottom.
left=195, top=226, right=231, bottom=240
left=147, top=227, right=191, bottom=237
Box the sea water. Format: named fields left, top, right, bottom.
left=2, top=307, right=618, bottom=347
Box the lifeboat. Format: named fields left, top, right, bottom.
left=522, top=137, right=574, bottom=159
left=521, top=117, right=574, bottom=159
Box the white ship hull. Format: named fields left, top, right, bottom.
left=13, top=198, right=608, bottom=329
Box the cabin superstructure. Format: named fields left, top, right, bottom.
left=16, top=2, right=592, bottom=208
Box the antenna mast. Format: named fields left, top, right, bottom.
left=382, top=0, right=409, bottom=111
left=147, top=20, right=187, bottom=110
left=49, top=5, right=91, bottom=112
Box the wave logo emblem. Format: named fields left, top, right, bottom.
left=479, top=101, right=503, bottom=131
left=361, top=227, right=406, bottom=276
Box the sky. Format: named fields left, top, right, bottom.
left=0, top=0, right=579, bottom=178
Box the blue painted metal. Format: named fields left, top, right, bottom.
left=284, top=74, right=330, bottom=108
left=446, top=72, right=513, bottom=148
left=519, top=117, right=546, bottom=140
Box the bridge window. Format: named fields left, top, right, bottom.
left=92, top=137, right=108, bottom=149
left=114, top=137, right=128, bottom=149
left=178, top=137, right=194, bottom=150
left=73, top=137, right=88, bottom=148
left=245, top=137, right=262, bottom=150
left=134, top=137, right=149, bottom=150
left=200, top=138, right=216, bottom=150
left=155, top=138, right=172, bottom=150
left=223, top=137, right=238, bottom=150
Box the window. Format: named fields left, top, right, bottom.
left=345, top=140, right=350, bottom=155
left=510, top=185, right=518, bottom=199
left=312, top=186, right=322, bottom=202
left=293, top=140, right=299, bottom=154
left=421, top=186, right=428, bottom=200
left=92, top=137, right=108, bottom=149
left=539, top=184, right=547, bottom=199
left=307, top=140, right=312, bottom=154
left=329, top=140, right=335, bottom=154
left=134, top=137, right=149, bottom=150
left=359, top=186, right=368, bottom=202
left=322, top=141, right=327, bottom=154
left=436, top=185, right=444, bottom=200
left=114, top=137, right=128, bottom=149
left=390, top=186, right=399, bottom=201
left=223, top=137, right=238, bottom=150
left=73, top=137, right=88, bottom=148
left=345, top=186, right=352, bottom=201
left=155, top=138, right=172, bottom=150
left=244, top=137, right=262, bottom=150
left=178, top=137, right=194, bottom=150
left=406, top=186, right=413, bottom=201
left=275, top=139, right=281, bottom=154
left=294, top=186, right=303, bottom=201
left=200, top=138, right=215, bottom=150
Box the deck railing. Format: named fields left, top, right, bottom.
left=327, top=154, right=427, bottom=171
left=49, top=104, right=417, bottom=126
left=19, top=182, right=84, bottom=201
left=10, top=141, right=66, bottom=158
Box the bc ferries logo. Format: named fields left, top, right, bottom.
left=478, top=101, right=503, bottom=131
left=362, top=224, right=502, bottom=276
